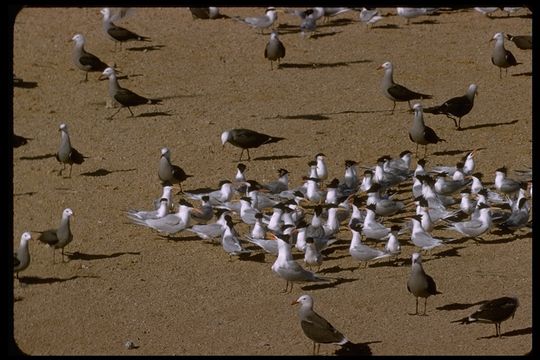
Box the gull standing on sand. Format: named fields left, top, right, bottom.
left=409, top=103, right=446, bottom=158
left=56, top=123, right=86, bottom=178
left=378, top=61, right=432, bottom=114
left=304, top=237, right=323, bottom=272
left=127, top=197, right=169, bottom=221
left=14, top=232, right=32, bottom=280
left=271, top=233, right=327, bottom=293
left=424, top=84, right=478, bottom=130
left=494, top=166, right=522, bottom=199
left=221, top=128, right=285, bottom=161
left=100, top=67, right=162, bottom=119
left=129, top=200, right=195, bottom=236
left=349, top=222, right=390, bottom=268
left=71, top=34, right=110, bottom=82
left=445, top=203, right=492, bottom=239
left=359, top=8, right=383, bottom=30
left=221, top=215, right=252, bottom=258
left=232, top=7, right=279, bottom=34
left=264, top=30, right=285, bottom=70
left=452, top=296, right=519, bottom=338
left=37, top=208, right=74, bottom=263
left=407, top=252, right=441, bottom=315
left=490, top=32, right=521, bottom=78
left=396, top=7, right=438, bottom=24
left=410, top=214, right=446, bottom=251
left=158, top=147, right=193, bottom=192
left=101, top=7, right=151, bottom=51
left=292, top=294, right=351, bottom=355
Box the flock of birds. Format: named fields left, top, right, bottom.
left=12, top=7, right=532, bottom=355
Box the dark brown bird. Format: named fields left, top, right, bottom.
left=452, top=296, right=519, bottom=338
left=424, top=84, right=478, bottom=130
left=407, top=252, right=442, bottom=315
left=409, top=103, right=445, bottom=158
left=505, top=34, right=532, bottom=50
left=71, top=33, right=110, bottom=82
left=158, top=147, right=193, bottom=192
left=101, top=7, right=151, bottom=51
left=221, top=128, right=285, bottom=161
left=264, top=30, right=285, bottom=70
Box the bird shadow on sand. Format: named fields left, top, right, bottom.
left=18, top=275, right=97, bottom=285
left=474, top=232, right=531, bottom=245
left=335, top=340, right=381, bottom=356
left=301, top=277, right=358, bottom=291
left=135, top=111, right=174, bottom=118
left=19, top=153, right=56, bottom=161
left=252, top=154, right=302, bottom=161
left=14, top=191, right=37, bottom=197
left=511, top=71, right=532, bottom=77
left=372, top=24, right=400, bottom=30
left=458, top=119, right=518, bottom=131
left=67, top=251, right=141, bottom=261
left=431, top=147, right=486, bottom=156
left=320, top=18, right=357, bottom=27
left=411, top=19, right=440, bottom=25
left=80, top=168, right=136, bottom=177
left=436, top=299, right=488, bottom=311
left=279, top=59, right=371, bottom=69
left=13, top=80, right=38, bottom=89
left=477, top=326, right=532, bottom=340
left=318, top=265, right=358, bottom=274
left=127, top=44, right=166, bottom=52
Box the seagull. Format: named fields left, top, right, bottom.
left=186, top=209, right=229, bottom=241
left=349, top=222, right=390, bottom=268
left=232, top=7, right=279, bottom=34
left=505, top=34, right=532, bottom=50
left=409, top=103, right=446, bottom=158
left=474, top=7, right=500, bottom=17
left=221, top=128, right=285, bottom=161
left=263, top=168, right=289, bottom=194
left=497, top=197, right=530, bottom=232
left=396, top=7, right=438, bottom=24
left=185, top=180, right=235, bottom=206
left=366, top=183, right=405, bottom=217
left=271, top=233, right=327, bottom=293
left=315, top=153, right=329, bottom=183
left=452, top=296, right=519, bottom=338
left=433, top=172, right=471, bottom=196
left=37, top=208, right=74, bottom=263
left=152, top=183, right=174, bottom=211
left=129, top=200, right=195, bottom=236
left=359, top=8, right=383, bottom=30
left=377, top=61, right=432, bottom=114
left=56, top=123, right=86, bottom=178
left=407, top=252, right=442, bottom=315
left=385, top=225, right=401, bottom=260
left=100, top=67, right=162, bottom=119
left=127, top=197, right=169, bottom=221
left=490, top=32, right=521, bottom=79
left=292, top=294, right=351, bottom=355
left=494, top=166, right=522, bottom=199
left=221, top=215, right=252, bottom=258
left=190, top=195, right=214, bottom=224
left=445, top=203, right=492, bottom=240
left=189, top=7, right=225, bottom=20
left=14, top=232, right=32, bottom=280
left=321, top=7, right=351, bottom=22
left=362, top=204, right=391, bottom=241
left=424, top=84, right=478, bottom=130
left=158, top=147, right=193, bottom=192
left=265, top=30, right=285, bottom=70
left=71, top=33, right=109, bottom=82
left=410, top=214, right=445, bottom=251
left=100, top=7, right=151, bottom=51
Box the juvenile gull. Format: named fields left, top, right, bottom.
left=377, top=61, right=432, bottom=114
left=424, top=84, right=478, bottom=130
left=101, top=7, right=151, bottom=51
left=71, top=33, right=110, bottom=82
left=56, top=123, right=86, bottom=178
left=452, top=296, right=519, bottom=338
left=292, top=294, right=351, bottom=355
left=14, top=232, right=32, bottom=279
left=407, top=252, right=441, bottom=315
left=37, top=208, right=74, bottom=263
left=264, top=30, right=285, bottom=70
left=100, top=67, right=162, bottom=119
left=158, top=147, right=193, bottom=192
left=409, top=103, right=445, bottom=158
left=490, top=32, right=521, bottom=79
left=221, top=128, right=285, bottom=161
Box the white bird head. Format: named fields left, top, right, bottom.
left=71, top=33, right=85, bottom=44
left=292, top=294, right=313, bottom=307
left=411, top=252, right=422, bottom=265
left=413, top=103, right=423, bottom=112
left=491, top=32, right=504, bottom=43
left=20, top=232, right=32, bottom=243
left=377, top=61, right=392, bottom=71
left=59, top=123, right=68, bottom=132
left=221, top=131, right=231, bottom=146
left=63, top=208, right=74, bottom=218
left=101, top=67, right=116, bottom=78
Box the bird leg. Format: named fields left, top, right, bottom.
left=445, top=114, right=459, bottom=128
left=108, top=106, right=123, bottom=120
left=59, top=163, right=66, bottom=176
left=422, top=298, right=428, bottom=316
left=68, top=164, right=73, bottom=178
left=391, top=101, right=396, bottom=114
left=127, top=107, right=135, bottom=117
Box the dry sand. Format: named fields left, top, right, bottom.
left=11, top=7, right=532, bottom=355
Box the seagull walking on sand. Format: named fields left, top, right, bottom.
left=221, top=128, right=285, bottom=161
left=56, top=123, right=87, bottom=178
left=407, top=252, right=441, bottom=315
left=409, top=103, right=445, bottom=158
left=37, top=208, right=74, bottom=263
left=71, top=33, right=110, bottom=82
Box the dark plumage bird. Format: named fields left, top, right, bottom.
left=56, top=123, right=86, bottom=178
left=292, top=294, right=351, bottom=355
left=71, top=33, right=109, bottom=82
left=37, top=208, right=74, bottom=263
left=13, top=133, right=31, bottom=148
left=491, top=32, right=521, bottom=78
left=158, top=147, right=193, bottom=192
left=101, top=7, right=151, bottom=51
left=378, top=61, right=432, bottom=114
left=424, top=84, right=478, bottom=130
left=452, top=296, right=519, bottom=338
left=409, top=103, right=445, bottom=158
left=221, top=128, right=285, bottom=161
left=189, top=7, right=227, bottom=19
left=407, top=252, right=441, bottom=315
left=264, top=30, right=285, bottom=70
left=505, top=33, right=532, bottom=50
left=100, top=67, right=162, bottom=119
